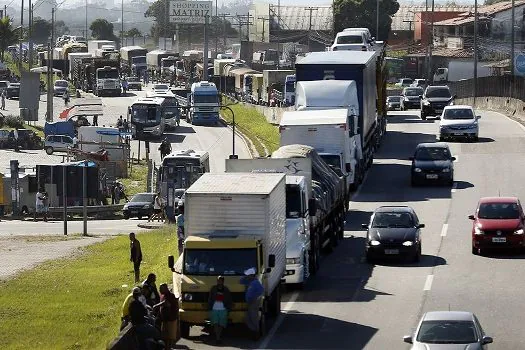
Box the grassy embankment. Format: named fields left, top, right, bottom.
left=118, top=160, right=149, bottom=198
left=221, top=97, right=280, bottom=156
left=0, top=228, right=176, bottom=350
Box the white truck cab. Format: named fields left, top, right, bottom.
left=332, top=28, right=375, bottom=51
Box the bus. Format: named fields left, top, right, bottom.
left=146, top=91, right=180, bottom=130
left=129, top=97, right=166, bottom=138
left=385, top=57, right=405, bottom=83
left=158, top=149, right=210, bottom=221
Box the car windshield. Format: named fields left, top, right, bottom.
left=337, top=35, right=363, bottom=44
left=443, top=108, right=474, bottom=120
left=388, top=96, right=401, bottom=102
left=130, top=193, right=155, bottom=202
left=372, top=212, right=414, bottom=228
left=154, top=84, right=169, bottom=91
left=401, top=79, right=412, bottom=84
left=478, top=202, right=519, bottom=219
left=183, top=248, right=257, bottom=276
left=417, top=320, right=477, bottom=344
left=55, top=81, right=68, bottom=87
left=415, top=147, right=451, bottom=161
left=405, top=88, right=423, bottom=96
left=426, top=88, right=451, bottom=98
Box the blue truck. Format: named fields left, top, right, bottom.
left=44, top=120, right=76, bottom=138
left=294, top=49, right=387, bottom=175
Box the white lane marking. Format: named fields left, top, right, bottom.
left=259, top=291, right=300, bottom=349
left=451, top=182, right=457, bottom=193
left=441, top=224, right=449, bottom=237
left=424, top=275, right=434, bottom=291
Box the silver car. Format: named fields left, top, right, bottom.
left=439, top=105, right=480, bottom=141
left=44, top=134, right=77, bottom=154
left=404, top=311, right=493, bottom=349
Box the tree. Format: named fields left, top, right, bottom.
left=126, top=28, right=142, bottom=37
left=55, top=20, right=70, bottom=37
left=90, top=18, right=118, bottom=41
left=333, top=0, right=400, bottom=40
left=0, top=17, right=17, bottom=61
left=31, top=17, right=52, bottom=44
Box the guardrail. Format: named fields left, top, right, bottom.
left=48, top=204, right=124, bottom=216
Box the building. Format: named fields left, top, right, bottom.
left=248, top=3, right=333, bottom=52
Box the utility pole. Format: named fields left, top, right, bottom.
left=425, top=0, right=429, bottom=80
left=305, top=7, right=319, bottom=52
left=85, top=0, right=88, bottom=40
left=215, top=0, right=218, bottom=55
left=19, top=0, right=24, bottom=73
left=121, top=0, right=124, bottom=47
left=429, top=0, right=435, bottom=79
left=376, top=0, right=380, bottom=39
left=258, top=16, right=270, bottom=42
left=46, top=7, right=55, bottom=123
left=277, top=0, right=280, bottom=69
left=219, top=13, right=231, bottom=47
left=236, top=14, right=253, bottom=42
left=203, top=15, right=209, bottom=80
left=29, top=1, right=33, bottom=70
left=510, top=0, right=515, bottom=97
left=473, top=0, right=478, bottom=103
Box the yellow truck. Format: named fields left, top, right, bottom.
left=168, top=172, right=287, bottom=338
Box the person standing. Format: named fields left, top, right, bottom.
left=92, top=114, right=98, bottom=126
left=122, top=78, right=128, bottom=95
left=153, top=283, right=180, bottom=349
left=63, top=89, right=70, bottom=106
left=129, top=232, right=143, bottom=283
left=35, top=188, right=49, bottom=222
left=240, top=268, right=264, bottom=340
left=208, top=276, right=232, bottom=344
left=176, top=205, right=185, bottom=255
left=1, top=89, right=5, bottom=110
left=141, top=273, right=160, bottom=307
left=148, top=192, right=163, bottom=222
left=113, top=183, right=121, bottom=204
left=117, top=115, right=124, bottom=131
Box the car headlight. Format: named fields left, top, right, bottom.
left=370, top=240, right=381, bottom=246
left=414, top=168, right=422, bottom=173
left=402, top=241, right=414, bottom=246
left=286, top=257, right=301, bottom=265
left=123, top=204, right=128, bottom=210
left=423, top=100, right=430, bottom=106
left=442, top=168, right=450, bottom=173
left=182, top=293, right=193, bottom=301
left=474, top=226, right=484, bottom=235
left=142, top=204, right=151, bottom=209
left=514, top=228, right=524, bottom=235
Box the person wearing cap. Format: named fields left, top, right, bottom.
left=129, top=232, right=143, bottom=283
left=240, top=268, right=264, bottom=339
left=208, top=276, right=232, bottom=344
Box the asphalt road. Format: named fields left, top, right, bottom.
left=175, top=109, right=525, bottom=350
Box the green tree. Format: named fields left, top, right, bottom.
left=0, top=16, right=17, bottom=61
left=333, top=0, right=400, bottom=40
left=31, top=17, right=52, bottom=44
left=126, top=27, right=142, bottom=37
left=55, top=20, right=70, bottom=37
left=89, top=18, right=118, bottom=41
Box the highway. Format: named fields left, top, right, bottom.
left=176, top=109, right=525, bottom=349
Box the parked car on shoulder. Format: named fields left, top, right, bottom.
left=122, top=192, right=156, bottom=219
left=400, top=87, right=424, bottom=110
left=469, top=196, right=525, bottom=255
left=420, top=85, right=455, bottom=120
left=387, top=96, right=402, bottom=111
left=362, top=206, right=424, bottom=263
left=410, top=142, right=455, bottom=186
left=439, top=105, right=480, bottom=141
left=44, top=134, right=77, bottom=154
left=5, top=83, right=20, bottom=99
left=403, top=311, right=493, bottom=349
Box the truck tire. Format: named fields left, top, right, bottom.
left=180, top=322, right=191, bottom=338
left=268, top=283, right=281, bottom=317
left=45, top=147, right=53, bottom=155
left=309, top=236, right=320, bottom=275
left=258, top=310, right=267, bottom=339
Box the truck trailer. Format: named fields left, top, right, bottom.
left=168, top=172, right=286, bottom=338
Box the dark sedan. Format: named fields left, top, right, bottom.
left=410, top=142, right=455, bottom=186
left=127, top=76, right=142, bottom=91
left=6, top=83, right=20, bottom=99
left=362, top=206, right=424, bottom=262
left=122, top=192, right=156, bottom=219
left=400, top=87, right=424, bottom=110
left=387, top=96, right=402, bottom=111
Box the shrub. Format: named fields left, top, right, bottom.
left=4, top=115, right=24, bottom=128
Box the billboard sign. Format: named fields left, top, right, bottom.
left=169, top=1, right=212, bottom=24
left=20, top=72, right=40, bottom=121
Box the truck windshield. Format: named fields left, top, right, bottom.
left=320, top=154, right=342, bottom=171
left=132, top=56, right=146, bottom=64
left=337, top=35, right=363, bottom=44
left=285, top=82, right=295, bottom=93
left=183, top=248, right=257, bottom=276
left=164, top=106, right=178, bottom=119
left=194, top=94, right=218, bottom=104
left=286, top=185, right=303, bottom=219
left=132, top=104, right=159, bottom=124
left=97, top=70, right=119, bottom=79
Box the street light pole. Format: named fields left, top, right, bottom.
left=510, top=0, right=515, bottom=97
left=29, top=2, right=33, bottom=70
left=473, top=0, right=478, bottom=103
left=376, top=0, right=379, bottom=39
left=19, top=0, right=24, bottom=73
left=222, top=106, right=237, bottom=158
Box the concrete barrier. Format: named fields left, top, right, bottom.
left=456, top=96, right=525, bottom=125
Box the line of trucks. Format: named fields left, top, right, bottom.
left=167, top=44, right=388, bottom=338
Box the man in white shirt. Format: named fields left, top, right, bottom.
left=35, top=188, right=49, bottom=222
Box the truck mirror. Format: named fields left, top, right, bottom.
left=345, top=163, right=352, bottom=173
left=308, top=198, right=317, bottom=216
left=268, top=254, right=276, bottom=268
left=168, top=255, right=175, bottom=269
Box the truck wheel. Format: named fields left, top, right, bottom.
left=259, top=307, right=267, bottom=339
left=269, top=283, right=281, bottom=317
left=45, top=147, right=53, bottom=155
left=180, top=322, right=191, bottom=338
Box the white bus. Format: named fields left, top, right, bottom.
left=129, top=97, right=166, bottom=138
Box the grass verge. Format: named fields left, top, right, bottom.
left=0, top=228, right=177, bottom=350
left=221, top=97, right=280, bottom=156
left=119, top=160, right=149, bottom=198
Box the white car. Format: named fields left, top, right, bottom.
left=151, top=84, right=170, bottom=93
left=439, top=105, right=480, bottom=142
left=44, top=134, right=77, bottom=154
left=395, top=78, right=413, bottom=87
left=331, top=28, right=374, bottom=51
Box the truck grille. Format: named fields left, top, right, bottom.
left=182, top=291, right=246, bottom=303
left=484, top=230, right=513, bottom=236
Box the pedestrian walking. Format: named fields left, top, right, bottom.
left=141, top=273, right=160, bottom=307
left=208, top=276, right=232, bottom=344
left=240, top=268, right=264, bottom=340
left=117, top=115, right=123, bottom=130
left=129, top=232, right=143, bottom=283
left=123, top=119, right=129, bottom=132
left=63, top=90, right=70, bottom=106
left=34, top=188, right=49, bottom=222
left=176, top=205, right=185, bottom=255
left=1, top=89, right=5, bottom=110
left=148, top=192, right=164, bottom=222
left=113, top=183, right=121, bottom=204
left=153, top=283, right=180, bottom=349
left=122, top=78, right=128, bottom=95
left=92, top=114, right=98, bottom=126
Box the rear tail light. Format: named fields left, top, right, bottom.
left=279, top=126, right=288, bottom=133
left=332, top=47, right=338, bottom=51
left=361, top=46, right=367, bottom=51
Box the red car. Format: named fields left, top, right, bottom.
left=469, top=197, right=525, bottom=255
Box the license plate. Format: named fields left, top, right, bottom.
left=426, top=174, right=438, bottom=179
left=492, top=237, right=506, bottom=243
left=131, top=210, right=138, bottom=214
left=454, top=133, right=463, bottom=136
left=384, top=249, right=399, bottom=255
